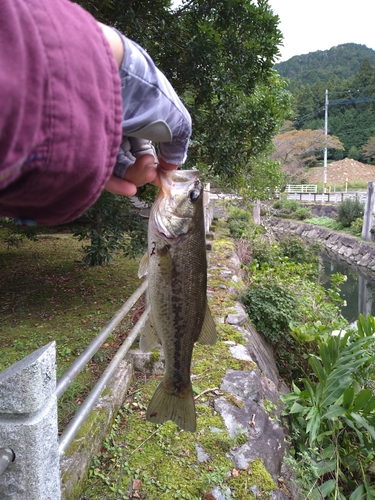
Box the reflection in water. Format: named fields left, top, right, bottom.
left=320, top=257, right=375, bottom=324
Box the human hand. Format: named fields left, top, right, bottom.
left=105, top=154, right=157, bottom=196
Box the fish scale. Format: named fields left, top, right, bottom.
left=138, top=169, right=217, bottom=432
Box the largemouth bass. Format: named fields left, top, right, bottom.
left=138, top=169, right=217, bottom=432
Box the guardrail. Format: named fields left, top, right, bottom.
left=287, top=192, right=367, bottom=204
left=0, top=281, right=148, bottom=500
left=285, top=184, right=317, bottom=193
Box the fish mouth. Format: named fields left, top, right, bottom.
left=159, top=169, right=200, bottom=196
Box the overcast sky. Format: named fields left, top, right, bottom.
left=267, top=0, right=375, bottom=61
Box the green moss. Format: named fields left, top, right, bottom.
left=63, top=405, right=108, bottom=458
left=227, top=458, right=277, bottom=498
left=150, top=348, right=161, bottom=364
left=217, top=324, right=246, bottom=345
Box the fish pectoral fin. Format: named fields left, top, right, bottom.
left=139, top=315, right=160, bottom=352
left=197, top=304, right=217, bottom=345
left=138, top=252, right=149, bottom=278
left=146, top=382, right=196, bottom=432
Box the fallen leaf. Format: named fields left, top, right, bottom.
left=204, top=494, right=216, bottom=500
left=132, top=479, right=142, bottom=490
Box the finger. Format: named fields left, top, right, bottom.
left=124, top=155, right=157, bottom=186
left=104, top=175, right=137, bottom=196
left=158, top=157, right=178, bottom=171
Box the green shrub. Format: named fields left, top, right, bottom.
left=294, top=206, right=311, bottom=220
left=337, top=197, right=365, bottom=227
left=250, top=237, right=281, bottom=267
left=0, top=218, right=37, bottom=248
left=241, top=276, right=297, bottom=341
left=304, top=216, right=344, bottom=231
left=349, top=217, right=363, bottom=237
left=272, top=198, right=299, bottom=211
left=279, top=236, right=321, bottom=265
left=227, top=208, right=252, bottom=238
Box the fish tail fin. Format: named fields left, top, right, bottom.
left=146, top=382, right=196, bottom=432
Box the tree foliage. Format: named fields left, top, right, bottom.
left=272, top=128, right=344, bottom=181
left=71, top=0, right=291, bottom=263
left=72, top=192, right=147, bottom=266
left=77, top=0, right=290, bottom=181
left=362, top=135, right=375, bottom=161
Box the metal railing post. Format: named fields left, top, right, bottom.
left=0, top=342, right=60, bottom=499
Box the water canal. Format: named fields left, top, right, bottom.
left=320, top=255, right=375, bottom=325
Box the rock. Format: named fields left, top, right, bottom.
left=226, top=303, right=248, bottom=326
left=229, top=345, right=253, bottom=362
left=210, top=486, right=232, bottom=499
left=214, top=398, right=287, bottom=481
left=245, top=324, right=280, bottom=387
left=221, top=370, right=281, bottom=409
left=196, top=443, right=211, bottom=462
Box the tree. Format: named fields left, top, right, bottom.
left=73, top=192, right=147, bottom=266
left=362, top=135, right=375, bottom=161
left=272, top=129, right=344, bottom=182
left=348, top=145, right=359, bottom=160
left=72, top=0, right=291, bottom=263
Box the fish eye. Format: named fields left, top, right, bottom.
left=189, top=189, right=200, bottom=203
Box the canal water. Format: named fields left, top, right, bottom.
left=320, top=256, right=375, bottom=325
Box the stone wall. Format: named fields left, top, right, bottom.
left=307, top=203, right=337, bottom=219
left=267, top=217, right=375, bottom=280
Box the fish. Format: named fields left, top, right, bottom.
left=138, top=169, right=217, bottom=432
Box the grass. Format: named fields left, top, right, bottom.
left=315, top=180, right=369, bottom=192
left=0, top=234, right=143, bottom=429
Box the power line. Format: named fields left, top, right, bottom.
left=294, top=95, right=375, bottom=124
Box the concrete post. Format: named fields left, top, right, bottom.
left=0, top=342, right=60, bottom=499
left=204, top=183, right=214, bottom=233
left=362, top=181, right=375, bottom=242
left=253, top=200, right=261, bottom=225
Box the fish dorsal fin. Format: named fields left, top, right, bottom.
left=138, top=252, right=149, bottom=278
left=140, top=314, right=160, bottom=352
left=197, top=304, right=217, bottom=345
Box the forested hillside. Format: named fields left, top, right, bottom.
left=274, top=43, right=375, bottom=86
left=274, top=44, right=375, bottom=162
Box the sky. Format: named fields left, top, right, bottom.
left=267, top=0, right=375, bottom=62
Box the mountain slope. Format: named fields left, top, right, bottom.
left=274, top=43, right=375, bottom=86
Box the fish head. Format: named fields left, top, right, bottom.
left=152, top=169, right=204, bottom=239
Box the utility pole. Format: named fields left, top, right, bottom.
left=322, top=89, right=329, bottom=203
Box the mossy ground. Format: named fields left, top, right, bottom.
left=0, top=235, right=142, bottom=429
left=80, top=221, right=279, bottom=499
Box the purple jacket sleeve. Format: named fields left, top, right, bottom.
left=0, top=0, right=122, bottom=226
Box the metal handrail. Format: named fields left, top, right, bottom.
left=55, top=280, right=147, bottom=400
left=0, top=448, right=15, bottom=476
left=59, top=306, right=150, bottom=456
